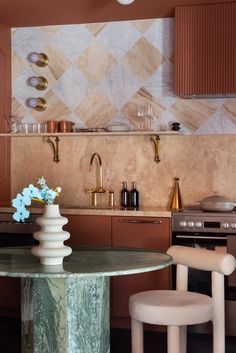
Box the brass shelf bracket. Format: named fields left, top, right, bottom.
left=150, top=135, right=160, bottom=163
left=47, top=136, right=60, bottom=163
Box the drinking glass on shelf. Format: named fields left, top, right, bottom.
left=136, top=106, right=147, bottom=130
left=5, top=115, right=23, bottom=133
left=136, top=105, right=154, bottom=131
left=146, top=105, right=154, bottom=131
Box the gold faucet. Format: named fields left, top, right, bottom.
left=88, top=153, right=114, bottom=207
left=89, top=153, right=107, bottom=193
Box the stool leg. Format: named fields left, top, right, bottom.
left=131, top=319, right=144, bottom=353
left=168, top=326, right=181, bottom=353
left=212, top=272, right=225, bottom=353
left=180, top=326, right=187, bottom=353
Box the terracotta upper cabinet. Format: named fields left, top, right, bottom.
left=175, top=2, right=236, bottom=97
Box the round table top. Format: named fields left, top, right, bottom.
left=0, top=246, right=172, bottom=278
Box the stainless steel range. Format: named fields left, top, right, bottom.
left=172, top=207, right=236, bottom=235
left=172, top=207, right=236, bottom=336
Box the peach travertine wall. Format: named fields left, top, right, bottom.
left=11, top=135, right=236, bottom=208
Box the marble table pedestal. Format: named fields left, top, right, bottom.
left=21, top=276, right=110, bottom=353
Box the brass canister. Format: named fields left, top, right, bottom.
left=170, top=177, right=183, bottom=211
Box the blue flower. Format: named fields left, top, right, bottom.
left=13, top=206, right=30, bottom=222
left=12, top=193, right=31, bottom=208
left=12, top=177, right=61, bottom=222
left=38, top=177, right=46, bottom=187
left=44, top=189, right=57, bottom=204
left=23, top=184, right=42, bottom=200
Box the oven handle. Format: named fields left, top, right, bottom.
left=175, top=235, right=227, bottom=240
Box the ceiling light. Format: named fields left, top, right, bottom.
left=116, top=0, right=135, bottom=5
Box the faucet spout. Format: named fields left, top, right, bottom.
left=89, top=153, right=106, bottom=192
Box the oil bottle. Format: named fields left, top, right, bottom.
left=121, top=181, right=130, bottom=208
left=130, top=181, right=139, bottom=209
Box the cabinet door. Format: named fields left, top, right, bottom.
left=111, top=216, right=171, bottom=318
left=175, top=2, right=236, bottom=96
left=64, top=215, right=112, bottom=246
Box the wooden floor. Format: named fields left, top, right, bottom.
left=1, top=318, right=236, bottom=353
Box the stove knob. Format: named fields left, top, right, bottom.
left=195, top=222, right=202, bottom=228
left=222, top=223, right=229, bottom=229
left=179, top=221, right=187, bottom=227
left=230, top=223, right=236, bottom=229
left=187, top=221, right=195, bottom=228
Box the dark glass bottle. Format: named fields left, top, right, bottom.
left=121, top=181, right=130, bottom=208
left=130, top=181, right=139, bottom=209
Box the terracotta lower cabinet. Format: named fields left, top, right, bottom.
left=110, top=216, right=171, bottom=328
left=64, top=214, right=112, bottom=246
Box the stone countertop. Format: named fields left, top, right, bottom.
left=0, top=247, right=172, bottom=278
left=0, top=206, right=171, bottom=217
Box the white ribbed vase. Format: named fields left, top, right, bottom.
left=31, top=204, right=72, bottom=265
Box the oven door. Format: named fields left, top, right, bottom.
left=172, top=232, right=227, bottom=296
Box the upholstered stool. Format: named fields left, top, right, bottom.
left=129, top=245, right=236, bottom=353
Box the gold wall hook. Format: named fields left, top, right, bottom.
left=28, top=97, right=47, bottom=111
left=47, top=136, right=60, bottom=163
left=29, top=52, right=49, bottom=67
left=29, top=76, right=48, bottom=90
left=150, top=135, right=160, bottom=163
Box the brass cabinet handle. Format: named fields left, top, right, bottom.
left=119, top=220, right=162, bottom=224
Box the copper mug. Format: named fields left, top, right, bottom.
left=47, top=120, right=57, bottom=133
left=58, top=120, right=74, bottom=132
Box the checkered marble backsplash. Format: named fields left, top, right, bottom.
left=12, top=18, right=236, bottom=135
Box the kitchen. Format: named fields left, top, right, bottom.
left=1, top=0, right=236, bottom=352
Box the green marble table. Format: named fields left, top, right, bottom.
left=0, top=247, right=172, bottom=353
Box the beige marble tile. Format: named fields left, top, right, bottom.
left=169, top=99, right=217, bottom=131
left=84, top=23, right=107, bottom=36
left=122, top=89, right=166, bottom=127
left=131, top=19, right=155, bottom=33
left=31, top=91, right=71, bottom=123
left=12, top=52, right=27, bottom=81
left=75, top=41, right=116, bottom=84
left=123, top=37, right=163, bottom=82
left=223, top=100, right=236, bottom=123
left=12, top=98, right=28, bottom=118
left=31, top=44, right=71, bottom=82
left=75, top=91, right=117, bottom=127
left=40, top=26, right=61, bottom=38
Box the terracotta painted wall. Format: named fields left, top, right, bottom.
left=0, top=23, right=11, bottom=205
